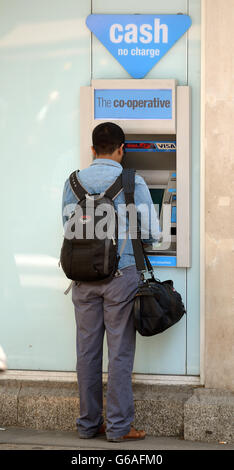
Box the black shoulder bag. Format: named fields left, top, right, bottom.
left=122, top=169, right=186, bottom=337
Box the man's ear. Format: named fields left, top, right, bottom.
left=91, top=146, right=97, bottom=158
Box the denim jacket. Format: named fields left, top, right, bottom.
left=62, top=158, right=160, bottom=270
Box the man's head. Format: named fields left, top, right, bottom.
left=92, top=122, right=125, bottom=163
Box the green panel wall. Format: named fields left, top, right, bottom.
left=0, top=0, right=200, bottom=374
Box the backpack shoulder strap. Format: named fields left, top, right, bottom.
left=122, top=168, right=135, bottom=204
left=122, top=168, right=146, bottom=272
left=104, top=168, right=137, bottom=201
left=71, top=170, right=123, bottom=202
left=69, top=170, right=88, bottom=201
left=104, top=173, right=123, bottom=200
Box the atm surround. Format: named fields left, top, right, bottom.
left=80, top=79, right=191, bottom=267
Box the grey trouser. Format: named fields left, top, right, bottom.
left=72, top=265, right=140, bottom=439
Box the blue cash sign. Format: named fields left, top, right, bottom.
left=86, top=14, right=192, bottom=78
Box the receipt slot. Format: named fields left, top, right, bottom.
left=80, top=79, right=191, bottom=267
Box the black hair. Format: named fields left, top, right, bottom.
left=92, top=122, right=125, bottom=155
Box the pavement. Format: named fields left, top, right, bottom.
left=0, top=427, right=233, bottom=451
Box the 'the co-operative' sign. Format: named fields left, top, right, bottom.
left=94, top=89, right=172, bottom=120
left=86, top=14, right=192, bottom=78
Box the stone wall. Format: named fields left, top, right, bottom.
left=203, top=0, right=234, bottom=391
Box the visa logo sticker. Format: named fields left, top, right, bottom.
left=86, top=14, right=192, bottom=78
left=156, top=142, right=176, bottom=151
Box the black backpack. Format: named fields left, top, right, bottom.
left=60, top=168, right=139, bottom=282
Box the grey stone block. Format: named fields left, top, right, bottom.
left=184, top=388, right=234, bottom=443
left=1, top=377, right=233, bottom=443
left=18, top=381, right=79, bottom=431
left=0, top=380, right=20, bottom=427
left=132, top=384, right=195, bottom=437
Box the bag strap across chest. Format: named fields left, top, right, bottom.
left=121, top=169, right=145, bottom=272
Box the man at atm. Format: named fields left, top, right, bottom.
left=62, top=122, right=160, bottom=442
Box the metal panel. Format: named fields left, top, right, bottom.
left=0, top=0, right=91, bottom=371
left=186, top=0, right=201, bottom=375
left=92, top=0, right=188, bottom=83
left=80, top=87, right=93, bottom=169
left=0, top=0, right=200, bottom=376
left=91, top=0, right=200, bottom=376
left=176, top=86, right=191, bottom=267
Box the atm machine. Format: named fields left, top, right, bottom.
left=80, top=79, right=191, bottom=268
